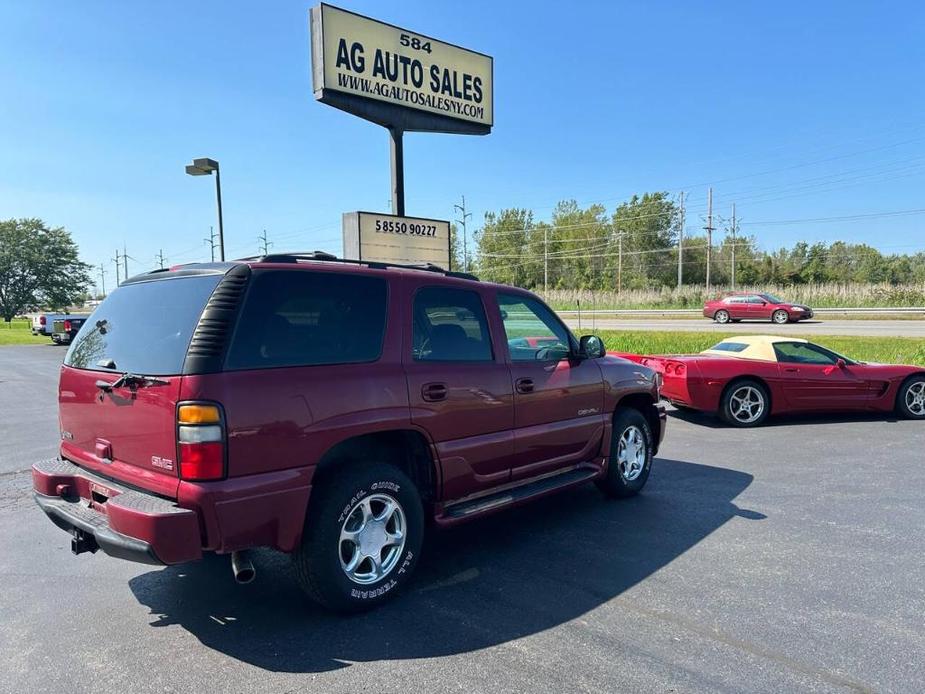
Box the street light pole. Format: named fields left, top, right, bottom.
left=186, top=157, right=225, bottom=261
left=213, top=166, right=225, bottom=261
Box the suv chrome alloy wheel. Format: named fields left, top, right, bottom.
left=729, top=385, right=765, bottom=423
left=339, top=493, right=406, bottom=585
left=617, top=425, right=646, bottom=481
left=906, top=381, right=925, bottom=416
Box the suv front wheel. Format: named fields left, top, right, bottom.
left=293, top=461, right=424, bottom=612
left=596, top=407, right=653, bottom=498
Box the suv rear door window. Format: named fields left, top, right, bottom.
left=64, top=274, right=223, bottom=375
left=412, top=287, right=493, bottom=362
left=226, top=270, right=387, bottom=370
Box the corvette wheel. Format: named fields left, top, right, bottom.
left=714, top=310, right=731, bottom=324
left=772, top=310, right=790, bottom=324
left=897, top=376, right=925, bottom=419
left=721, top=380, right=769, bottom=427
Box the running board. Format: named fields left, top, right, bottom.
left=441, top=466, right=599, bottom=521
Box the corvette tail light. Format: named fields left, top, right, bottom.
left=177, top=403, right=225, bottom=481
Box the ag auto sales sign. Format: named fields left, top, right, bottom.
left=310, top=4, right=493, bottom=129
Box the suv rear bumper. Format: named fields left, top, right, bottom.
left=32, top=458, right=202, bottom=565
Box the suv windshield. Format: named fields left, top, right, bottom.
left=64, top=274, right=223, bottom=375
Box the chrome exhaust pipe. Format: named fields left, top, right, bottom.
left=231, top=550, right=256, bottom=584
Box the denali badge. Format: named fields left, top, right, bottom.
left=151, top=456, right=174, bottom=471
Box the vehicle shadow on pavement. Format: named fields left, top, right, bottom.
left=668, top=407, right=902, bottom=429
left=129, top=458, right=759, bottom=673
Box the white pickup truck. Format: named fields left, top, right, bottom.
left=32, top=313, right=90, bottom=343
left=31, top=313, right=66, bottom=336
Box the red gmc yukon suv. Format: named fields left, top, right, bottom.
left=33, top=252, right=665, bottom=612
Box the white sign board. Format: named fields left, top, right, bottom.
left=312, top=3, right=493, bottom=128
left=343, top=211, right=451, bottom=268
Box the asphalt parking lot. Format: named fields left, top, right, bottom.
left=1, top=345, right=923, bottom=693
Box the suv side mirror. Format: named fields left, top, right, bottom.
left=578, top=335, right=605, bottom=359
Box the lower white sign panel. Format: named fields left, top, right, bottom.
left=343, top=211, right=451, bottom=268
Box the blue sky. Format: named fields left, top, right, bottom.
left=1, top=0, right=924, bottom=288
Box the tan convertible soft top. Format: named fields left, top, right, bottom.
left=700, top=335, right=808, bottom=362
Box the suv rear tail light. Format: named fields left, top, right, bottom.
left=64, top=320, right=72, bottom=332
left=177, top=403, right=225, bottom=481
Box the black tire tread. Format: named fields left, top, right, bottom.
left=596, top=407, right=653, bottom=499
left=720, top=378, right=770, bottom=427
left=292, top=461, right=422, bottom=612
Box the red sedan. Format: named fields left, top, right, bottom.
left=703, top=292, right=814, bottom=324
left=617, top=336, right=925, bottom=427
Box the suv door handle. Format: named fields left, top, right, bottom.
left=421, top=382, right=448, bottom=402
left=515, top=377, right=535, bottom=394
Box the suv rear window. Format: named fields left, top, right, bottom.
left=64, top=274, right=223, bottom=375
left=226, top=270, right=387, bottom=370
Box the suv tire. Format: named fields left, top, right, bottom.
left=596, top=407, right=653, bottom=498
left=293, top=461, right=423, bottom=612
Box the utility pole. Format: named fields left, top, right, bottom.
left=677, top=191, right=685, bottom=288
left=454, top=195, right=472, bottom=272
left=543, top=225, right=549, bottom=296
left=204, top=225, right=217, bottom=262
left=258, top=229, right=272, bottom=255
left=704, top=187, right=715, bottom=291
left=98, top=263, right=107, bottom=297
left=123, top=242, right=129, bottom=281
left=112, top=248, right=122, bottom=286
left=155, top=249, right=167, bottom=270
left=730, top=202, right=737, bottom=290
left=615, top=228, right=624, bottom=293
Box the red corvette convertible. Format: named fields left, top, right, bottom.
left=703, top=292, right=814, bottom=324
left=617, top=336, right=925, bottom=427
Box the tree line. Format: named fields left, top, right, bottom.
left=452, top=194, right=925, bottom=290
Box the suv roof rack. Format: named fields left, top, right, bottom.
left=236, top=251, right=480, bottom=281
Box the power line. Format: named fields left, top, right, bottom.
left=743, top=207, right=925, bottom=226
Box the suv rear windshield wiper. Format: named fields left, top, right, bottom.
left=95, top=373, right=170, bottom=392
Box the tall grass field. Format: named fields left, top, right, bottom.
left=545, top=283, right=925, bottom=310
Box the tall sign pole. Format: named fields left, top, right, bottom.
left=390, top=127, right=405, bottom=216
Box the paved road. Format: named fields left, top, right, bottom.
left=1, top=345, right=923, bottom=692
left=563, top=317, right=925, bottom=337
